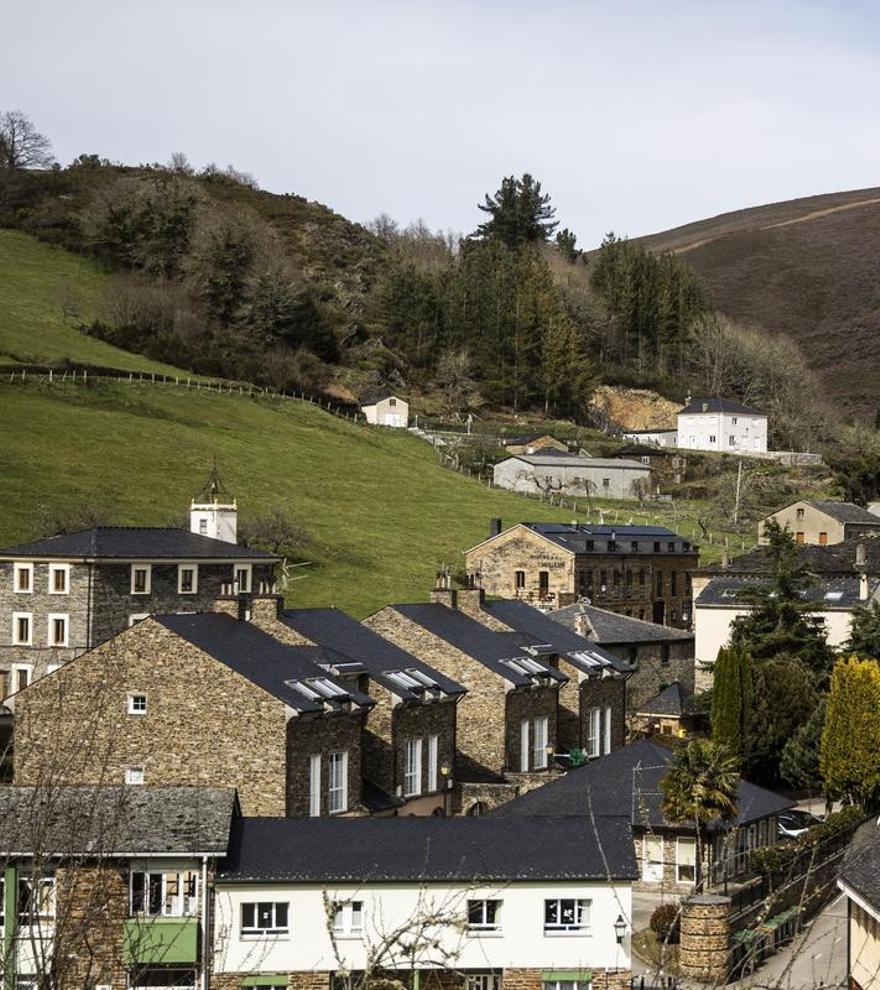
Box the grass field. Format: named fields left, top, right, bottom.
left=0, top=230, right=184, bottom=376
left=0, top=380, right=751, bottom=616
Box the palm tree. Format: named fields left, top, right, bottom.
left=660, top=739, right=740, bottom=888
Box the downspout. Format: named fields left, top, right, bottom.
left=4, top=865, right=16, bottom=989
left=86, top=561, right=94, bottom=651
left=200, top=855, right=209, bottom=990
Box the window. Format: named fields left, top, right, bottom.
left=427, top=734, right=439, bottom=792
left=48, top=563, right=69, bottom=594
left=14, top=563, right=33, bottom=593
left=586, top=707, right=601, bottom=758
left=732, top=416, right=738, bottom=425
left=667, top=542, right=675, bottom=552
left=47, top=613, right=68, bottom=647
left=467, top=899, right=501, bottom=931
left=538, top=570, right=549, bottom=595
left=199, top=519, right=208, bottom=536
left=639, top=569, right=645, bottom=588
left=309, top=754, right=321, bottom=816
left=544, top=898, right=590, bottom=933
left=533, top=716, right=549, bottom=769
left=328, top=750, right=348, bottom=813
left=709, top=435, right=716, bottom=444
left=12, top=613, right=32, bottom=646
left=661, top=644, right=670, bottom=665
left=599, top=570, right=607, bottom=591
left=241, top=901, right=289, bottom=937
left=656, top=572, right=663, bottom=595
left=543, top=981, right=589, bottom=990
left=404, top=739, right=423, bottom=797
left=17, top=875, right=55, bottom=924
left=671, top=571, right=678, bottom=596
left=608, top=539, right=618, bottom=552
left=130, top=565, right=151, bottom=595
left=795, top=531, right=805, bottom=544
left=602, top=478, right=610, bottom=489
left=130, top=869, right=198, bottom=917
left=728, top=436, right=735, bottom=446
left=178, top=565, right=198, bottom=594
left=819, top=531, right=828, bottom=545
left=520, top=720, right=530, bottom=772
left=604, top=706, right=612, bottom=754
left=677, top=837, right=696, bottom=883
left=389, top=397, right=397, bottom=406
left=332, top=900, right=364, bottom=935
left=13, top=665, right=31, bottom=693
left=467, top=977, right=501, bottom=990
left=514, top=570, right=526, bottom=590
left=128, top=693, right=148, bottom=715
left=235, top=564, right=252, bottom=593
left=125, top=767, right=145, bottom=785
left=796, top=507, right=805, bottom=520
left=631, top=540, right=639, bottom=551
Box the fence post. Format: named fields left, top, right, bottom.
left=49, top=369, right=53, bottom=383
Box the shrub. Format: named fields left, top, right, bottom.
left=649, top=902, right=680, bottom=944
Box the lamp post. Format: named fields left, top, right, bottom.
left=440, top=763, right=452, bottom=816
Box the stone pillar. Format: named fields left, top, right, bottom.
left=679, top=894, right=731, bottom=984
left=250, top=594, right=283, bottom=623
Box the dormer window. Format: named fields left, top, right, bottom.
left=14, top=563, right=33, bottom=594
left=130, top=566, right=151, bottom=596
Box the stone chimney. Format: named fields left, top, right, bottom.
left=455, top=587, right=486, bottom=618
left=250, top=594, right=283, bottom=624
left=489, top=517, right=502, bottom=538
left=430, top=569, right=457, bottom=608
left=574, top=608, right=594, bottom=639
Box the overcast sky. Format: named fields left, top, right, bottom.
left=6, top=0, right=880, bottom=246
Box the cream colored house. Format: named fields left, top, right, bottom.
left=839, top=820, right=880, bottom=990
left=360, top=392, right=409, bottom=428
left=759, top=500, right=880, bottom=546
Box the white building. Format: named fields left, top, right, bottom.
left=676, top=397, right=767, bottom=454
left=619, top=429, right=678, bottom=449
left=493, top=453, right=651, bottom=500
left=213, top=816, right=636, bottom=987
left=361, top=391, right=409, bottom=428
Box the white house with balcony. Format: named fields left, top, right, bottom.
left=212, top=816, right=637, bottom=989
left=676, top=397, right=767, bottom=454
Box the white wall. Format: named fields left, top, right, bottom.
left=677, top=412, right=767, bottom=454
left=213, top=880, right=632, bottom=975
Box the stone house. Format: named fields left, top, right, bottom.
left=0, top=491, right=278, bottom=698
left=10, top=609, right=373, bottom=817
left=258, top=604, right=466, bottom=816
left=759, top=499, right=880, bottom=546
left=501, top=434, right=569, bottom=456
left=360, top=391, right=409, bottom=428
left=493, top=453, right=651, bottom=500
left=494, top=739, right=793, bottom=893
left=676, top=396, right=767, bottom=454
left=212, top=815, right=637, bottom=990
left=837, top=819, right=880, bottom=990
left=548, top=602, right=695, bottom=714
left=630, top=682, right=688, bottom=738
left=465, top=520, right=698, bottom=627
left=0, top=784, right=236, bottom=990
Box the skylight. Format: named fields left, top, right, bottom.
left=824, top=591, right=844, bottom=602
left=404, top=668, right=439, bottom=689
left=386, top=670, right=424, bottom=691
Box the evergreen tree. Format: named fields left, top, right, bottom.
left=474, top=173, right=558, bottom=247
left=845, top=601, right=880, bottom=659
left=555, top=228, right=579, bottom=263
left=780, top=698, right=826, bottom=791
left=820, top=656, right=880, bottom=805
left=710, top=645, right=753, bottom=759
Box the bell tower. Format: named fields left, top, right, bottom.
left=190, top=463, right=237, bottom=543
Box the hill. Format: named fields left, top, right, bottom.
left=637, top=187, right=880, bottom=416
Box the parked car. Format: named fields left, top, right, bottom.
left=778, top=809, right=822, bottom=839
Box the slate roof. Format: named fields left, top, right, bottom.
left=390, top=603, right=568, bottom=687
left=492, top=739, right=793, bottom=830
left=550, top=603, right=695, bottom=645
left=698, top=533, right=880, bottom=578
left=839, top=819, right=880, bottom=911
left=613, top=444, right=677, bottom=459
left=0, top=527, right=277, bottom=561
left=218, top=815, right=639, bottom=882
left=154, top=613, right=374, bottom=713
left=805, top=501, right=880, bottom=526
left=695, top=575, right=878, bottom=610
left=278, top=607, right=465, bottom=701
left=359, top=389, right=404, bottom=406
left=679, top=396, right=764, bottom=416
left=637, top=682, right=685, bottom=717
left=505, top=454, right=647, bottom=471
left=502, top=434, right=565, bottom=446
left=502, top=522, right=695, bottom=557
left=0, top=786, right=236, bottom=856
left=482, top=599, right=632, bottom=675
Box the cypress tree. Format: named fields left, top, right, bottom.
left=711, top=645, right=752, bottom=759
left=820, top=656, right=880, bottom=805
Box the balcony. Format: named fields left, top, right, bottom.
left=123, top=917, right=199, bottom=964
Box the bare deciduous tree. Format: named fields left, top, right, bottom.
left=0, top=110, right=54, bottom=169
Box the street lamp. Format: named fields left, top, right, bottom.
left=613, top=914, right=627, bottom=944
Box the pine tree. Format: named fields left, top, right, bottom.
left=474, top=173, right=558, bottom=247
left=845, top=601, right=880, bottom=659
left=780, top=698, right=826, bottom=791
left=820, top=656, right=880, bottom=805
left=710, top=645, right=753, bottom=759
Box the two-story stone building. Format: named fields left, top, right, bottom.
left=465, top=521, right=698, bottom=627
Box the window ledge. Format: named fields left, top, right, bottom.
left=240, top=933, right=291, bottom=941
left=543, top=929, right=592, bottom=937
left=467, top=930, right=503, bottom=938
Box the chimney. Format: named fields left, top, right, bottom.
left=456, top=587, right=486, bottom=618
left=489, top=517, right=502, bottom=538
left=250, top=594, right=283, bottom=624
left=856, top=542, right=867, bottom=568
left=430, top=569, right=456, bottom=608
left=574, top=607, right=594, bottom=639
left=860, top=573, right=870, bottom=601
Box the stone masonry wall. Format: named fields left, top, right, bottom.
left=465, top=528, right=575, bottom=604
left=287, top=709, right=365, bottom=817
left=580, top=676, right=627, bottom=753
left=679, top=895, right=731, bottom=982
left=393, top=697, right=457, bottom=802
left=213, top=973, right=332, bottom=990
left=504, top=969, right=630, bottom=990
left=505, top=685, right=560, bottom=772
left=623, top=640, right=694, bottom=714
left=13, top=618, right=289, bottom=815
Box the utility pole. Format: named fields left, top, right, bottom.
left=733, top=460, right=743, bottom=526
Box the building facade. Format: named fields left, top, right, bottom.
left=466, top=522, right=697, bottom=627
left=759, top=500, right=880, bottom=546
left=676, top=397, right=767, bottom=454
left=493, top=454, right=650, bottom=501
left=361, top=392, right=409, bottom=427
left=838, top=820, right=880, bottom=990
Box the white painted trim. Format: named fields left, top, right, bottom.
left=329, top=750, right=349, bottom=814
left=46, top=613, right=69, bottom=648
left=127, top=692, right=148, bottom=715
left=128, top=614, right=150, bottom=627
left=838, top=878, right=880, bottom=924
left=427, top=734, right=439, bottom=792
left=520, top=720, right=530, bottom=772
left=125, top=766, right=145, bottom=785
left=309, top=754, right=321, bottom=816
left=177, top=563, right=199, bottom=595
left=12, top=611, right=33, bottom=646
left=13, top=562, right=34, bottom=594
left=11, top=663, right=33, bottom=693
left=48, top=562, right=70, bottom=595
left=234, top=563, right=252, bottom=593
left=404, top=739, right=423, bottom=797
left=130, top=563, right=152, bottom=595
left=603, top=706, right=612, bottom=755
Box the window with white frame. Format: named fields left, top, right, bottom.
left=544, top=898, right=590, bottom=933
left=676, top=837, right=696, bottom=884
left=467, top=899, right=501, bottom=931
left=331, top=899, right=364, bottom=935
left=12, top=613, right=32, bottom=646
left=404, top=738, right=423, bottom=796
left=533, top=716, right=549, bottom=769
left=130, top=565, right=151, bottom=595
left=427, top=734, right=439, bottom=792
left=125, top=766, right=145, bottom=786
left=198, top=519, right=208, bottom=536
left=328, top=751, right=349, bottom=813
left=13, top=563, right=33, bottom=594
left=603, top=706, right=612, bottom=754
left=128, top=693, right=148, bottom=715
left=234, top=564, right=252, bottom=593
left=586, top=707, right=601, bottom=758
left=13, top=665, right=32, bottom=693
left=48, top=563, right=69, bottom=595
left=178, top=565, right=198, bottom=595
left=543, top=981, right=590, bottom=990
left=17, top=874, right=55, bottom=924
left=241, top=901, right=289, bottom=937
left=47, top=613, right=69, bottom=647
left=130, top=869, right=198, bottom=917
left=309, top=754, right=322, bottom=816
left=467, top=976, right=501, bottom=990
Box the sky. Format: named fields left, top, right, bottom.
left=5, top=0, right=880, bottom=247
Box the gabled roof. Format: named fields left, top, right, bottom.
left=0, top=527, right=278, bottom=561
left=549, top=603, right=695, bottom=645
left=637, top=682, right=686, bottom=717
left=502, top=433, right=564, bottom=446
left=803, top=501, right=880, bottom=526
left=359, top=389, right=405, bottom=406
left=389, top=603, right=568, bottom=687
left=278, top=607, right=465, bottom=701
left=482, top=599, right=632, bottom=675
left=613, top=443, right=678, bottom=459
left=695, top=574, right=878, bottom=610
left=839, top=819, right=880, bottom=912
left=0, top=786, right=237, bottom=856
left=698, top=532, right=880, bottom=578
left=679, top=396, right=764, bottom=416
left=218, top=815, right=638, bottom=882
left=154, top=613, right=374, bottom=713
left=492, top=739, right=793, bottom=829
left=502, top=454, right=648, bottom=470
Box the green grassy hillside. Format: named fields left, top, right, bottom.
left=0, top=230, right=185, bottom=375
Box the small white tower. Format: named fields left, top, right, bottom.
left=190, top=465, right=237, bottom=543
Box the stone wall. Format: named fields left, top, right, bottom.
left=503, top=969, right=630, bottom=990
left=287, top=710, right=365, bottom=817
left=623, top=640, right=694, bottom=714
left=213, top=972, right=331, bottom=990
left=679, top=894, right=731, bottom=983
left=393, top=697, right=457, bottom=801
left=580, top=676, right=627, bottom=753
left=505, top=685, right=560, bottom=772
